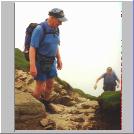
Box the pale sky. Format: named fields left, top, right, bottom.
left=15, top=2, right=122, bottom=97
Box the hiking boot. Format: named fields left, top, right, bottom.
left=39, top=97, right=52, bottom=113
left=39, top=96, right=45, bottom=103
left=42, top=99, right=52, bottom=113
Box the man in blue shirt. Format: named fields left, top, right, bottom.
left=94, top=67, right=120, bottom=91
left=29, top=8, right=67, bottom=102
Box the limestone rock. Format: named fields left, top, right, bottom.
left=53, top=83, right=63, bottom=92
left=79, top=108, right=96, bottom=114
left=15, top=69, right=100, bottom=130
left=48, top=91, right=60, bottom=102
left=75, top=97, right=88, bottom=103
left=15, top=82, right=23, bottom=89
left=15, top=92, right=46, bottom=121
left=82, top=121, right=94, bottom=129
left=81, top=102, right=92, bottom=109
left=19, top=73, right=27, bottom=81
left=48, top=103, right=65, bottom=114
left=40, top=118, right=56, bottom=130
left=60, top=89, right=67, bottom=95
left=70, top=115, right=85, bottom=122
left=25, top=76, right=34, bottom=85
left=76, top=101, right=98, bottom=109
left=69, top=109, right=81, bottom=114
left=54, top=95, right=73, bottom=106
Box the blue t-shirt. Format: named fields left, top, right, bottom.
left=30, top=21, right=60, bottom=57
left=100, top=72, right=119, bottom=85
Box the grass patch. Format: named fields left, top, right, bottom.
left=97, top=91, right=121, bottom=111
left=15, top=48, right=29, bottom=71
left=55, top=77, right=73, bottom=90
left=73, top=88, right=97, bottom=100
left=55, top=77, right=97, bottom=100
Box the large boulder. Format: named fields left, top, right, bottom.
left=15, top=91, right=46, bottom=121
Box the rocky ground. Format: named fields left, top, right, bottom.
left=15, top=69, right=120, bottom=130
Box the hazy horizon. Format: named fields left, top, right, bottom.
left=15, top=2, right=122, bottom=97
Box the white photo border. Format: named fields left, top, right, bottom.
left=1, top=1, right=133, bottom=133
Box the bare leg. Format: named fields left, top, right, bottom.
left=41, top=82, right=46, bottom=98
left=32, top=80, right=46, bottom=100
left=44, top=78, right=54, bottom=101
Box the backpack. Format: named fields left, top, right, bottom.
left=23, top=22, right=59, bottom=61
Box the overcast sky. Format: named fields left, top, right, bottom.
left=15, top=2, right=122, bottom=96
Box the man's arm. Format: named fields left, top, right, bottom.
left=56, top=48, right=62, bottom=70
left=29, top=46, right=37, bottom=77
left=114, top=73, right=120, bottom=88
left=29, top=47, right=36, bottom=65
left=117, top=79, right=120, bottom=84
left=116, top=76, right=120, bottom=84
left=94, top=74, right=104, bottom=90
left=29, top=25, right=43, bottom=77
left=96, top=77, right=102, bottom=84
left=113, top=72, right=120, bottom=84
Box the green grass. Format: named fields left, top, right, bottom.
left=15, top=48, right=29, bottom=71
left=55, top=77, right=97, bottom=100
left=73, top=88, right=97, bottom=100
left=97, top=91, right=121, bottom=111
left=55, top=77, right=73, bottom=90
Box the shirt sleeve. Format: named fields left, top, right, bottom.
left=113, top=72, right=119, bottom=81
left=100, top=73, right=106, bottom=79
left=30, top=25, right=43, bottom=48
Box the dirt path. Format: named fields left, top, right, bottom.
left=15, top=69, right=120, bottom=130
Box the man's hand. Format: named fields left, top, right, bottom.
left=94, top=84, right=97, bottom=90
left=30, top=64, right=37, bottom=77
left=117, top=84, right=119, bottom=88
left=57, top=59, right=62, bottom=70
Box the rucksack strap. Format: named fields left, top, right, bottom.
left=38, top=21, right=59, bottom=45
left=40, top=21, right=59, bottom=36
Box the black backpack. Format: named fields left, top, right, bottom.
left=23, top=22, right=59, bottom=61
